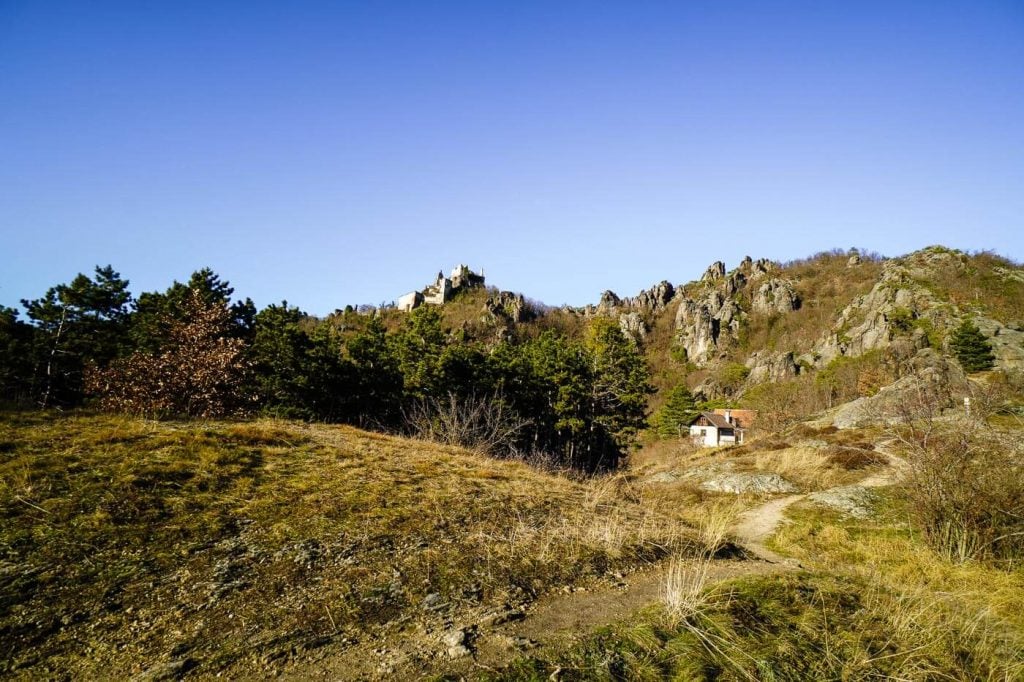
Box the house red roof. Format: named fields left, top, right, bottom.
left=713, top=408, right=757, bottom=428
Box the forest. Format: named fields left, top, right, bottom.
left=0, top=266, right=652, bottom=471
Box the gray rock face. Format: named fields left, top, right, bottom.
left=974, top=317, right=1024, bottom=371
left=700, top=472, right=799, bottom=495
left=746, top=351, right=801, bottom=384
left=484, top=291, right=529, bottom=323
left=751, top=279, right=801, bottom=315
left=619, top=312, right=646, bottom=341
left=597, top=290, right=622, bottom=312
left=748, top=257, right=774, bottom=279
left=832, top=350, right=966, bottom=428
left=674, top=291, right=744, bottom=365
left=701, top=261, right=726, bottom=283
left=812, top=259, right=950, bottom=366
left=621, top=280, right=676, bottom=312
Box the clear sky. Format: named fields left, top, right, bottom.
left=2, top=1, right=1023, bottom=314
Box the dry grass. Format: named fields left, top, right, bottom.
left=0, top=411, right=698, bottom=679
left=770, top=494, right=1024, bottom=670
left=750, top=446, right=853, bottom=490
left=663, top=499, right=740, bottom=624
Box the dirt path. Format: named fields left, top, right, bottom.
left=289, top=449, right=904, bottom=679
left=731, top=494, right=806, bottom=563
left=731, top=448, right=901, bottom=562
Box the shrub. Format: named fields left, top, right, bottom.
left=891, top=389, right=1024, bottom=564
left=403, top=391, right=530, bottom=457
left=85, top=290, right=250, bottom=418
left=825, top=445, right=884, bottom=470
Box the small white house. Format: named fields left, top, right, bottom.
left=689, top=409, right=749, bottom=447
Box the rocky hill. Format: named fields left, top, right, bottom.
left=428, top=246, right=1022, bottom=403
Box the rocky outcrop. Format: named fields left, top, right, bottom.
left=597, top=290, right=622, bottom=312
left=701, top=261, right=726, bottom=283
left=484, top=291, right=529, bottom=324
left=672, top=259, right=802, bottom=367
left=974, top=317, right=1024, bottom=371
left=831, top=349, right=967, bottom=428
left=745, top=351, right=801, bottom=384
left=812, top=259, right=947, bottom=366
left=751, top=279, right=801, bottom=315
left=620, top=280, right=676, bottom=313
left=674, top=291, right=744, bottom=365
left=619, top=312, right=646, bottom=341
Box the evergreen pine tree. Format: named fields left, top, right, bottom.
left=949, top=319, right=995, bottom=372
left=653, top=383, right=698, bottom=438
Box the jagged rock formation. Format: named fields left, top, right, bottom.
left=811, top=256, right=947, bottom=366
left=674, top=291, right=744, bottom=364
left=483, top=291, right=530, bottom=324
left=621, top=281, right=676, bottom=312
left=619, top=312, right=646, bottom=341
left=597, top=290, right=621, bottom=313
left=751, top=279, right=801, bottom=315
left=673, top=257, right=798, bottom=367
left=701, top=261, right=726, bottom=283
left=745, top=350, right=801, bottom=383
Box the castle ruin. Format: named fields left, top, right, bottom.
left=397, top=264, right=485, bottom=312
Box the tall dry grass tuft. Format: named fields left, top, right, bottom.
left=663, top=500, right=741, bottom=625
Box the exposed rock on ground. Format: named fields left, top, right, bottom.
left=807, top=486, right=876, bottom=518
left=832, top=350, right=966, bottom=428
left=700, top=472, right=799, bottom=495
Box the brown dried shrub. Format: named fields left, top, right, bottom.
left=86, top=290, right=250, bottom=418
left=825, top=445, right=885, bottom=470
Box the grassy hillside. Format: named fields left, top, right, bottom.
left=0, top=412, right=697, bottom=679
left=488, top=445, right=1024, bottom=681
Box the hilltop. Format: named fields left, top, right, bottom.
left=0, top=412, right=701, bottom=679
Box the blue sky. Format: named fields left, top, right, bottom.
left=2, top=1, right=1023, bottom=314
